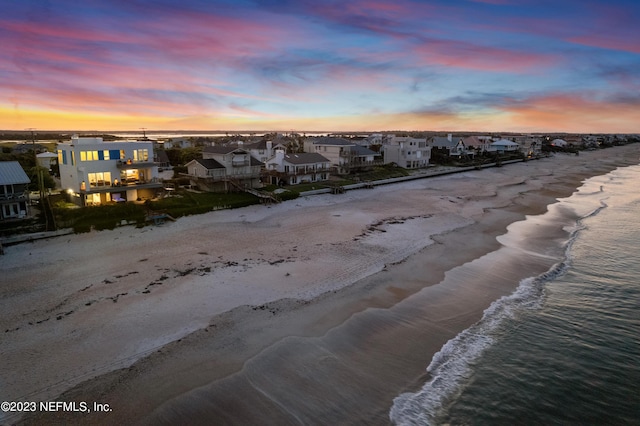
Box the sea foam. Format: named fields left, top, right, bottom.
left=389, top=191, right=610, bottom=425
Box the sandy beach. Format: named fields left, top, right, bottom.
left=2, top=144, right=639, bottom=425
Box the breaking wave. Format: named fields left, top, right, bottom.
left=389, top=199, right=608, bottom=425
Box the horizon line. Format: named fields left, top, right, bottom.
left=1, top=129, right=637, bottom=136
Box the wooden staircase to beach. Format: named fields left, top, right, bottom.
left=226, top=178, right=280, bottom=204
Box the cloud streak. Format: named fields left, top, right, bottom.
left=1, top=0, right=638, bottom=132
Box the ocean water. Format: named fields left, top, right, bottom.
left=391, top=164, right=640, bottom=425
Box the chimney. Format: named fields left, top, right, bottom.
left=447, top=134, right=452, bottom=142
left=275, top=149, right=285, bottom=163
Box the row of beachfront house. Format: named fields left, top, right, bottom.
left=51, top=134, right=544, bottom=206
left=0, top=132, right=635, bottom=218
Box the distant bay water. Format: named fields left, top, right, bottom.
left=391, top=163, right=640, bottom=425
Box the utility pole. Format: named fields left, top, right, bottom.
left=140, top=127, right=148, bottom=140
left=25, top=128, right=48, bottom=229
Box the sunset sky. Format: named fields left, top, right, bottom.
left=2, top=0, right=639, bottom=133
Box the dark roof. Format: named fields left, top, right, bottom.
left=245, top=140, right=287, bottom=150
left=249, top=156, right=264, bottom=166
left=0, top=161, right=30, bottom=185
left=244, top=141, right=266, bottom=150
left=283, top=153, right=330, bottom=165
left=351, top=145, right=377, bottom=156
left=193, top=158, right=225, bottom=169
left=432, top=137, right=458, bottom=148
left=310, top=137, right=354, bottom=146
left=154, top=150, right=170, bottom=163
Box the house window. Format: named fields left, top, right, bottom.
left=133, top=149, right=148, bottom=162
left=3, top=203, right=20, bottom=218
left=80, top=151, right=100, bottom=161
left=87, top=172, right=112, bottom=187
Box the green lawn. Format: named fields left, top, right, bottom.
left=53, top=191, right=261, bottom=233
left=277, top=165, right=411, bottom=193
left=149, top=191, right=260, bottom=217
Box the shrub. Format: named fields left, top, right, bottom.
left=278, top=191, right=300, bottom=201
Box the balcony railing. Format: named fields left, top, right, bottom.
left=183, top=172, right=260, bottom=181
left=116, top=160, right=156, bottom=169
left=284, top=166, right=328, bottom=175
left=82, top=178, right=162, bottom=192
left=0, top=191, right=29, bottom=201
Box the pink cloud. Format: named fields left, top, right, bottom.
left=496, top=93, right=640, bottom=133
left=565, top=3, right=640, bottom=54
left=412, top=38, right=556, bottom=72
left=568, top=35, right=640, bottom=55
left=0, top=18, right=133, bottom=44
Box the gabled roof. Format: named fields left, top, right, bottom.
left=462, top=136, right=484, bottom=146
left=0, top=161, right=30, bottom=185
left=192, top=158, right=225, bottom=169
left=283, top=153, right=330, bottom=165
left=432, top=137, right=458, bottom=148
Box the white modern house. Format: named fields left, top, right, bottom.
left=382, top=135, right=431, bottom=168
left=57, top=136, right=162, bottom=206
left=264, top=150, right=330, bottom=185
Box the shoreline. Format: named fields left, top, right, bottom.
left=3, top=145, right=639, bottom=425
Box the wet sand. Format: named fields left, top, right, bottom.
left=2, top=145, right=639, bottom=425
